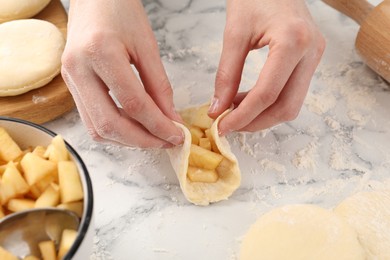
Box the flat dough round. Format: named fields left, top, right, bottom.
left=240, top=204, right=365, bottom=260
left=334, top=190, right=390, bottom=259
left=0, top=0, right=51, bottom=23
left=0, top=19, right=65, bottom=96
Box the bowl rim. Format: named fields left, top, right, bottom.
left=0, top=116, right=94, bottom=259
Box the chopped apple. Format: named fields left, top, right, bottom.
left=216, top=158, right=233, bottom=179
left=57, top=201, right=84, bottom=218
left=205, top=129, right=220, bottom=153
left=0, top=246, right=18, bottom=260
left=189, top=126, right=204, bottom=145
left=199, top=138, right=211, bottom=150
left=32, top=145, right=47, bottom=158
left=20, top=153, right=56, bottom=185
left=24, top=185, right=42, bottom=200
left=0, top=162, right=29, bottom=205
left=7, top=198, right=35, bottom=212
left=0, top=163, right=6, bottom=176
left=35, top=174, right=58, bottom=193
left=23, top=256, right=40, bottom=260
left=58, top=161, right=84, bottom=203
left=0, top=205, right=4, bottom=219
left=57, top=229, right=78, bottom=260
left=35, top=183, right=60, bottom=208
left=187, top=166, right=218, bottom=183
left=44, top=135, right=69, bottom=163
left=38, top=240, right=56, bottom=260
left=0, top=127, right=22, bottom=162
left=189, top=144, right=224, bottom=170
left=191, top=105, right=213, bottom=130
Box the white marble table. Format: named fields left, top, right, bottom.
left=53, top=0, right=390, bottom=259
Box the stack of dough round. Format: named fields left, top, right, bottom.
left=0, top=0, right=51, bottom=23
left=0, top=19, right=65, bottom=96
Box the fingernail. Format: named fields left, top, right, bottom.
left=218, top=128, right=232, bottom=136
left=208, top=97, right=220, bottom=114
left=167, top=134, right=184, bottom=146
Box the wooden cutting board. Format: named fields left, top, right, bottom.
left=0, top=0, right=75, bottom=124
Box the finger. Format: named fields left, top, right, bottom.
left=92, top=51, right=184, bottom=145
left=208, top=30, right=250, bottom=119
left=218, top=41, right=305, bottom=135
left=135, top=35, right=182, bottom=123
left=62, top=65, right=172, bottom=148
left=62, top=67, right=96, bottom=137
left=240, top=48, right=324, bottom=132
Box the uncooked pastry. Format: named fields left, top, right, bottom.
left=334, top=190, right=390, bottom=259
left=0, top=19, right=65, bottom=96
left=167, top=108, right=241, bottom=206
left=0, top=0, right=51, bottom=23
left=240, top=204, right=365, bottom=260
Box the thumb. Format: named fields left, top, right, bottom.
left=208, top=36, right=249, bottom=119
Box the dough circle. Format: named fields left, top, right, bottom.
left=334, top=190, right=390, bottom=259
left=0, top=0, right=51, bottom=23
left=0, top=19, right=65, bottom=96
left=240, top=204, right=365, bottom=260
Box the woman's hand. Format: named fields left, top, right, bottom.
left=208, top=0, right=325, bottom=135
left=62, top=0, right=183, bottom=148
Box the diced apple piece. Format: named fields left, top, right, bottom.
left=38, top=240, right=56, bottom=260
left=0, top=162, right=29, bottom=205
left=0, top=127, right=23, bottom=162
left=35, top=183, right=60, bottom=208
left=58, top=161, right=84, bottom=203
left=191, top=105, right=213, bottom=130
left=216, top=158, right=233, bottom=179
left=0, top=163, right=6, bottom=176
left=189, top=144, right=223, bottom=170
left=187, top=166, right=218, bottom=183
left=205, top=129, right=220, bottom=153
left=25, top=185, right=42, bottom=200
left=24, top=256, right=40, bottom=260
left=7, top=198, right=35, bottom=212
left=57, top=229, right=78, bottom=260
left=35, top=174, right=58, bottom=193
left=32, top=146, right=47, bottom=158
left=57, top=201, right=84, bottom=218
left=199, top=138, right=211, bottom=150
left=189, top=126, right=204, bottom=145
left=0, top=206, right=4, bottom=219
left=44, top=135, right=69, bottom=163
left=0, top=246, right=18, bottom=260
left=21, top=153, right=56, bottom=185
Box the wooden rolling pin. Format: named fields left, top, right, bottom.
left=322, top=0, right=390, bottom=83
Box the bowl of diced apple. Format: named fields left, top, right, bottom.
left=0, top=117, right=94, bottom=260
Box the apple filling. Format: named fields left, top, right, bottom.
left=180, top=104, right=229, bottom=183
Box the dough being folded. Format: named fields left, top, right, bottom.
left=0, top=0, right=51, bottom=23
left=167, top=107, right=241, bottom=206
left=0, top=19, right=65, bottom=96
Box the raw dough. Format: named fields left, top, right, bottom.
left=240, top=204, right=365, bottom=260
left=167, top=108, right=241, bottom=206
left=0, top=19, right=65, bottom=96
left=334, top=190, right=390, bottom=259
left=0, top=0, right=51, bottom=23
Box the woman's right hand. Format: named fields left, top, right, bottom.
left=62, top=0, right=184, bottom=148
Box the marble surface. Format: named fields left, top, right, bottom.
left=52, top=0, right=390, bottom=259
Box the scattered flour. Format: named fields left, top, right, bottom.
left=292, top=140, right=318, bottom=171
left=32, top=94, right=48, bottom=104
